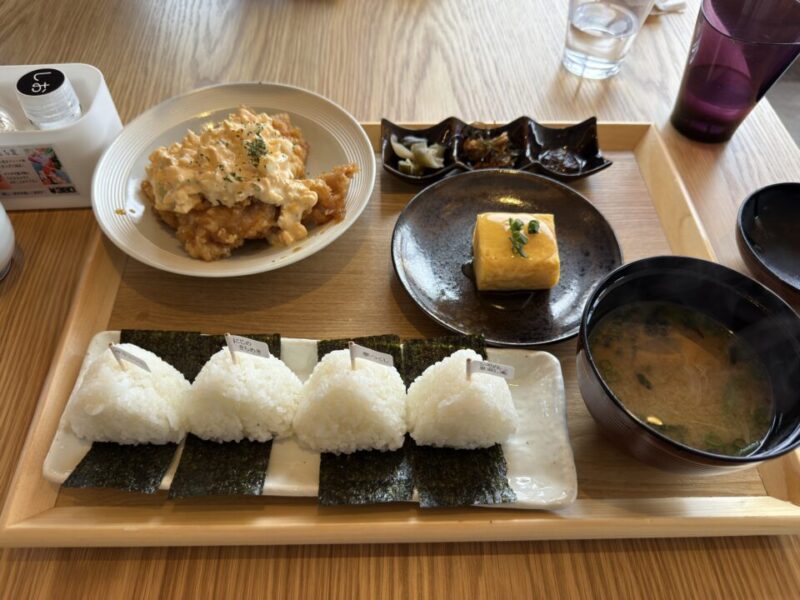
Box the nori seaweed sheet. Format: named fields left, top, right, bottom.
left=69, top=330, right=280, bottom=497
left=403, top=334, right=516, bottom=507
left=119, top=330, right=281, bottom=381
left=315, top=334, right=413, bottom=505
left=168, top=434, right=273, bottom=499
left=63, top=442, right=178, bottom=494
left=318, top=435, right=415, bottom=506
left=316, top=334, right=402, bottom=368
left=400, top=334, right=486, bottom=385
left=412, top=443, right=516, bottom=508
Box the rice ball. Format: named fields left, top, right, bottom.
left=407, top=349, right=517, bottom=449
left=66, top=344, right=190, bottom=444
left=293, top=349, right=407, bottom=454
left=188, top=349, right=302, bottom=442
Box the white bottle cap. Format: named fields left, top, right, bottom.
left=15, top=68, right=82, bottom=130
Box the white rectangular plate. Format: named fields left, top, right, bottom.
left=43, top=332, right=577, bottom=509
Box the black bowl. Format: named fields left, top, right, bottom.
left=736, top=182, right=800, bottom=301
left=577, top=255, right=800, bottom=474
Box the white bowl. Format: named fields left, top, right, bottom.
left=92, top=82, right=376, bottom=277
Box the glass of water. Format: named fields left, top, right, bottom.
left=562, top=0, right=657, bottom=79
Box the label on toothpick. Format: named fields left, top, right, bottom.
left=349, top=341, right=394, bottom=368
left=225, top=333, right=271, bottom=360
left=109, top=344, right=150, bottom=372
left=467, top=358, right=514, bottom=380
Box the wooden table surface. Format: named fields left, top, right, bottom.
left=2, top=0, right=799, bottom=597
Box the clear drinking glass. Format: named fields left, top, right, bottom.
left=671, top=0, right=800, bottom=143
left=562, top=0, right=657, bottom=79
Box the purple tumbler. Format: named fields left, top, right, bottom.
left=671, top=0, right=800, bottom=143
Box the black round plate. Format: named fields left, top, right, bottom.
left=391, top=170, right=622, bottom=347
left=737, top=182, right=800, bottom=299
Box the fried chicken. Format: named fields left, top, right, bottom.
left=141, top=162, right=358, bottom=261
left=140, top=109, right=358, bottom=261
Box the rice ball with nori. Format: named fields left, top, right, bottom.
left=188, top=349, right=302, bottom=442
left=293, top=349, right=407, bottom=454
left=66, top=344, right=190, bottom=444
left=407, top=349, right=517, bottom=449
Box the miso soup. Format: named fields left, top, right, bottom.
left=589, top=301, right=773, bottom=456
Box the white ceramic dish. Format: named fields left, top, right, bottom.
left=44, top=332, right=578, bottom=509
left=92, top=83, right=376, bottom=277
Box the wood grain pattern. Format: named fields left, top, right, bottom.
left=105, top=145, right=760, bottom=503
left=7, top=130, right=789, bottom=550
left=2, top=0, right=800, bottom=596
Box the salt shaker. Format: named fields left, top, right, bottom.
left=0, top=203, right=14, bottom=280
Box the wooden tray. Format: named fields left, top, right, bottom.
left=3, top=122, right=800, bottom=547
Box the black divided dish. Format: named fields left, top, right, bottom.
left=529, top=117, right=612, bottom=181
left=380, top=118, right=462, bottom=184
left=381, top=116, right=612, bottom=184
left=577, top=256, right=800, bottom=474
left=736, top=182, right=800, bottom=300
left=457, top=117, right=534, bottom=171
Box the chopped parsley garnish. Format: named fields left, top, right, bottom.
left=508, top=218, right=528, bottom=257
left=245, top=137, right=267, bottom=167
left=528, top=219, right=540, bottom=234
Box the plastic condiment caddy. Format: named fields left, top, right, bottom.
left=0, top=63, right=122, bottom=210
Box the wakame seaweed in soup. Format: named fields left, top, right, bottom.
left=589, top=301, right=774, bottom=456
